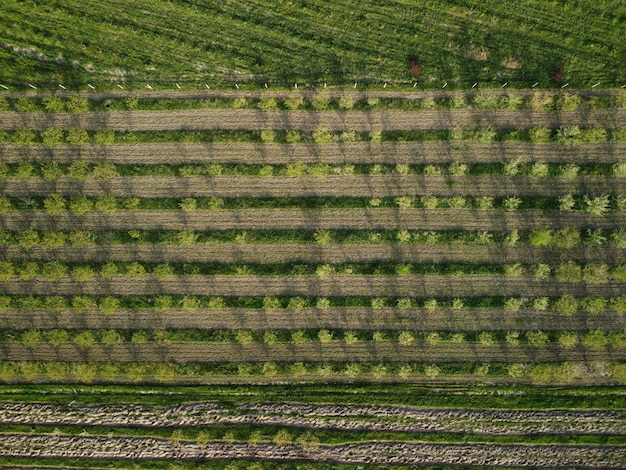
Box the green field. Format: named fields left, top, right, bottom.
left=1, top=0, right=626, bottom=89
left=1, top=2, right=626, bottom=469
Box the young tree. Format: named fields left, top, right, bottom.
left=43, top=194, right=66, bottom=214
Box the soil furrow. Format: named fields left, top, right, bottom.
left=1, top=434, right=623, bottom=467
left=2, top=109, right=624, bottom=132
left=1, top=141, right=624, bottom=165
left=1, top=308, right=622, bottom=332
left=1, top=209, right=623, bottom=231
left=1, top=175, right=621, bottom=198
left=1, top=402, right=623, bottom=435
left=1, top=244, right=622, bottom=265
left=0, top=342, right=623, bottom=363
left=0, top=275, right=622, bottom=297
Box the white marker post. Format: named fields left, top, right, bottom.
left=413, top=82, right=417, bottom=88
left=205, top=84, right=210, bottom=89
left=354, top=82, right=357, bottom=88
left=295, top=83, right=298, bottom=88
left=234, top=84, right=239, bottom=89
left=532, top=82, right=539, bottom=88
left=383, top=82, right=387, bottom=88
left=176, top=83, right=181, bottom=89
left=561, top=83, right=569, bottom=88
left=264, top=83, right=268, bottom=88
left=502, top=82, right=508, bottom=88
left=146, top=84, right=152, bottom=90
left=0, top=84, right=7, bottom=90
left=442, top=83, right=447, bottom=88
left=591, top=82, right=600, bottom=88
left=28, top=84, right=37, bottom=89
left=472, top=83, right=477, bottom=88
left=324, top=82, right=327, bottom=88
left=58, top=84, right=66, bottom=90
left=118, top=84, right=124, bottom=89
left=87, top=84, right=95, bottom=90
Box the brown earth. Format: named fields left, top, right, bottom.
left=2, top=108, right=625, bottom=132
left=1, top=342, right=624, bottom=363
left=1, top=175, right=621, bottom=198
left=1, top=243, right=622, bottom=265
left=1, top=209, right=623, bottom=232
left=1, top=433, right=623, bottom=467
left=1, top=307, right=624, bottom=332
left=0, top=275, right=622, bottom=297
left=2, top=141, right=624, bottom=165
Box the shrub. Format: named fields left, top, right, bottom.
left=287, top=296, right=307, bottom=311
left=13, top=129, right=36, bottom=146
left=43, top=194, right=66, bottom=214
left=73, top=331, right=96, bottom=349
left=555, top=261, right=582, bottom=283
left=478, top=332, right=496, bottom=345
left=42, top=96, right=65, bottom=113
left=553, top=228, right=580, bottom=248
left=581, top=297, right=607, bottom=315
left=41, top=261, right=67, bottom=281
left=558, top=332, right=578, bottom=349
left=17, top=261, right=39, bottom=280
left=258, top=96, right=278, bottom=110
left=582, top=263, right=609, bottom=284
left=260, top=129, right=276, bottom=143
left=179, top=198, right=197, bottom=212
left=22, top=330, right=42, bottom=348
left=126, top=262, right=146, bottom=277
left=312, top=126, right=333, bottom=144
left=582, top=330, right=608, bottom=350
left=527, top=330, right=549, bottom=346
left=42, top=128, right=65, bottom=146
left=263, top=296, right=281, bottom=313
left=92, top=162, right=118, bottom=180
left=283, top=96, right=304, bottom=110
left=95, top=196, right=117, bottom=213
left=66, top=128, right=90, bottom=145
left=66, top=95, right=89, bottom=113
left=611, top=264, right=626, bottom=282
left=338, top=96, right=354, bottom=110
left=398, top=331, right=415, bottom=345
left=16, top=230, right=39, bottom=250
left=504, top=297, right=523, bottom=311
left=610, top=296, right=626, bottom=315
left=93, top=128, right=115, bottom=145
left=312, top=94, right=331, bottom=110
left=0, top=262, right=14, bottom=280
left=71, top=266, right=95, bottom=283
left=533, top=297, right=550, bottom=311
left=41, top=231, right=66, bottom=248
left=47, top=330, right=70, bottom=346
left=553, top=295, right=579, bottom=315
left=318, top=329, right=333, bottom=342
left=72, top=295, right=95, bottom=311
left=68, top=160, right=91, bottom=179
left=529, top=227, right=553, bottom=246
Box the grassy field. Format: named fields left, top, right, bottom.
left=1, top=0, right=626, bottom=90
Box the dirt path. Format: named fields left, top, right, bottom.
left=2, top=109, right=625, bottom=132
left=2, top=244, right=621, bottom=265
left=2, top=209, right=623, bottom=232
left=1, top=434, right=623, bottom=467
left=0, top=275, right=622, bottom=297
left=1, top=175, right=620, bottom=198
left=1, top=402, right=623, bottom=435
left=1, top=308, right=624, bottom=332
left=2, top=141, right=624, bottom=165
left=1, top=342, right=624, bottom=363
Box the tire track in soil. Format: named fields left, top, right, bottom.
left=2, top=109, right=625, bottom=132
left=1, top=434, right=623, bottom=467
left=1, top=402, right=623, bottom=435
left=1, top=342, right=624, bottom=363
left=0, top=275, right=622, bottom=297
left=1, top=308, right=624, bottom=332
left=2, top=141, right=624, bottom=165
left=1, top=243, right=622, bottom=265
left=1, top=175, right=621, bottom=198
left=1, top=209, right=623, bottom=231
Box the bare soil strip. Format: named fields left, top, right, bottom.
left=2, top=209, right=623, bottom=232
left=2, top=141, right=624, bottom=165
left=1, top=342, right=623, bottom=364
left=1, top=402, right=623, bottom=435
left=0, top=275, right=621, bottom=297
left=2, top=308, right=623, bottom=332
left=1, top=175, right=620, bottom=198
left=0, top=274, right=621, bottom=299
left=2, top=244, right=621, bottom=265
left=2, top=109, right=625, bottom=132
left=0, top=434, right=623, bottom=467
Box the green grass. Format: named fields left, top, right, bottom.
left=1, top=0, right=625, bottom=89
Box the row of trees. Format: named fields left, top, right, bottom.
left=2, top=293, right=625, bottom=315
left=6, top=160, right=624, bottom=179
left=0, top=259, right=623, bottom=282
left=12, top=327, right=625, bottom=350
left=0, top=128, right=115, bottom=146
left=2, top=193, right=624, bottom=215
left=0, top=360, right=622, bottom=384
left=3, top=90, right=623, bottom=114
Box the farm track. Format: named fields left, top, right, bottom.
left=2, top=141, right=625, bottom=165
left=1, top=175, right=622, bottom=198
left=2, top=308, right=625, bottom=332
left=1, top=342, right=624, bottom=363
left=0, top=275, right=623, bottom=297
left=2, top=209, right=623, bottom=231
left=1, top=243, right=622, bottom=265
left=2, top=109, right=625, bottom=132
left=2, top=434, right=623, bottom=467
left=1, top=402, right=624, bottom=435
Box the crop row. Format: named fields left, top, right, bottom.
left=2, top=228, right=625, bottom=250
left=5, top=328, right=625, bottom=352
left=2, top=141, right=624, bottom=166
left=0, top=360, right=624, bottom=385
left=2, top=292, right=625, bottom=316
left=2, top=126, right=625, bottom=146
left=0, top=260, right=624, bottom=284
left=3, top=160, right=625, bottom=178
left=3, top=90, right=624, bottom=113
left=2, top=194, right=625, bottom=213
